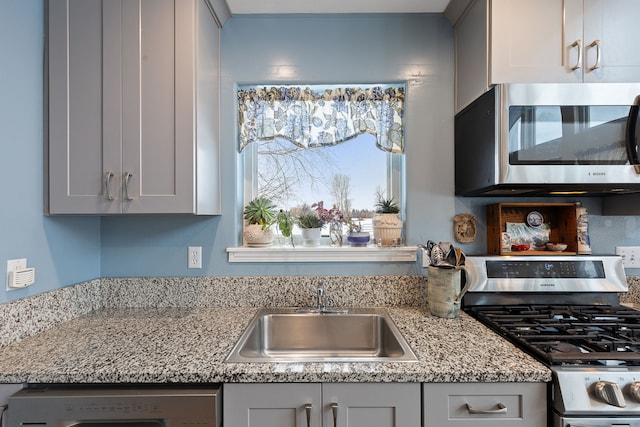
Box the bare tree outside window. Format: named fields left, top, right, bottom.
left=255, top=135, right=388, bottom=222
left=257, top=138, right=337, bottom=206
left=330, top=173, right=352, bottom=213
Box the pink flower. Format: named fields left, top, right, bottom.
left=311, top=201, right=343, bottom=225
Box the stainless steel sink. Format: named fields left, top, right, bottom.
left=225, top=307, right=418, bottom=362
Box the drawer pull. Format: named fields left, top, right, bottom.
left=305, top=404, right=312, bottom=427
left=331, top=403, right=338, bottom=427
left=466, top=402, right=507, bottom=415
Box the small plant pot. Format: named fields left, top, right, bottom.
left=301, top=228, right=322, bottom=247
left=373, top=213, right=403, bottom=246
left=347, top=232, right=370, bottom=247
left=243, top=224, right=274, bottom=247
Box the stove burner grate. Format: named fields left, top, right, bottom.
left=469, top=304, right=640, bottom=366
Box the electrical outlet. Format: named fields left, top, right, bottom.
left=188, top=246, right=202, bottom=269
left=421, top=248, right=431, bottom=268
left=615, top=246, right=640, bottom=268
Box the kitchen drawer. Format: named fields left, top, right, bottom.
left=423, top=382, right=547, bottom=427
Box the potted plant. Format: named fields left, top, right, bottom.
left=313, top=201, right=343, bottom=246
left=243, top=197, right=277, bottom=247
left=345, top=217, right=370, bottom=247
left=297, top=210, right=324, bottom=247
left=276, top=209, right=295, bottom=247
left=372, top=192, right=403, bottom=246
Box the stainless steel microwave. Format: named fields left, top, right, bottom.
left=455, top=83, right=640, bottom=196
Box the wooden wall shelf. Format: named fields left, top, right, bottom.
left=487, top=202, right=578, bottom=255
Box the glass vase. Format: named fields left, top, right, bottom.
left=329, top=220, right=343, bottom=247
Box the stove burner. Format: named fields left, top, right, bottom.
left=469, top=304, right=640, bottom=366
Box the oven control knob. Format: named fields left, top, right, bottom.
left=629, top=382, right=640, bottom=402
left=593, top=381, right=626, bottom=408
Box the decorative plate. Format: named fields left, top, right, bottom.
left=526, top=211, right=544, bottom=227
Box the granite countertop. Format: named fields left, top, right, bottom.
left=0, top=306, right=551, bottom=384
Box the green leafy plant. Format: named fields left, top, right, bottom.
left=344, top=216, right=362, bottom=234
left=277, top=209, right=295, bottom=247
left=374, top=196, right=400, bottom=214
left=243, top=197, right=277, bottom=230
left=297, top=212, right=323, bottom=229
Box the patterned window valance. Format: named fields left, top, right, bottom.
left=237, top=85, right=405, bottom=154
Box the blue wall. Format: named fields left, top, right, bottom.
left=100, top=13, right=456, bottom=277
left=2, top=6, right=640, bottom=304
left=0, top=1, right=100, bottom=304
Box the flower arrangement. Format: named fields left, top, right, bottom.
left=311, top=201, right=343, bottom=225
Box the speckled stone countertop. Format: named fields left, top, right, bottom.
left=0, top=305, right=551, bottom=384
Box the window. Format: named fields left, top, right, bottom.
left=238, top=84, right=406, bottom=244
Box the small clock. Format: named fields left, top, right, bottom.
left=526, top=211, right=544, bottom=227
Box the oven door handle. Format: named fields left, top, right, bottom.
left=625, top=96, right=640, bottom=174
left=566, top=425, right=624, bottom=427
left=465, top=402, right=507, bottom=415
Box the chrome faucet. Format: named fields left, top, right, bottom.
left=317, top=282, right=327, bottom=312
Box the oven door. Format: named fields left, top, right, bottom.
left=500, top=83, right=640, bottom=189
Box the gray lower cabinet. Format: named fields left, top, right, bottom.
left=423, top=382, right=547, bottom=427
left=223, top=383, right=421, bottom=427
left=47, top=0, right=221, bottom=215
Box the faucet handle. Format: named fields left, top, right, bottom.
left=317, top=282, right=326, bottom=311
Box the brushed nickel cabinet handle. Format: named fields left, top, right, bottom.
left=466, top=402, right=507, bottom=415
left=331, top=403, right=339, bottom=427
left=124, top=172, right=134, bottom=200
left=105, top=172, right=115, bottom=200
left=588, top=39, right=601, bottom=70
left=570, top=39, right=582, bottom=70
left=305, top=404, right=312, bottom=427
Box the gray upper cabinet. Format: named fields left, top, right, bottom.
left=47, top=0, right=221, bottom=215
left=449, top=0, right=640, bottom=112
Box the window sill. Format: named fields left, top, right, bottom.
left=226, top=245, right=418, bottom=263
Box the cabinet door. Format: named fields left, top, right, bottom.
left=490, top=0, right=583, bottom=83
left=323, top=383, right=420, bottom=427
left=582, top=0, right=640, bottom=82
left=48, top=0, right=122, bottom=214
left=454, top=0, right=488, bottom=111
left=121, top=0, right=195, bottom=214
left=224, top=383, right=322, bottom=427
left=423, top=382, right=547, bottom=427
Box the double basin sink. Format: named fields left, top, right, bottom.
left=225, top=307, right=418, bottom=362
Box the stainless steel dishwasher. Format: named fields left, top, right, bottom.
left=6, top=385, right=221, bottom=427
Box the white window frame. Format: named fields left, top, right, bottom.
left=242, top=140, right=406, bottom=222
left=225, top=137, right=416, bottom=263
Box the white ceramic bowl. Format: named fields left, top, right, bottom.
left=546, top=242, right=568, bottom=252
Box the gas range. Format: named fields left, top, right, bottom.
left=462, top=255, right=640, bottom=425
left=469, top=304, right=640, bottom=366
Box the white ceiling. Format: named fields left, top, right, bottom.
left=225, top=0, right=451, bottom=15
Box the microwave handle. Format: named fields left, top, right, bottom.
left=626, top=97, right=640, bottom=174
